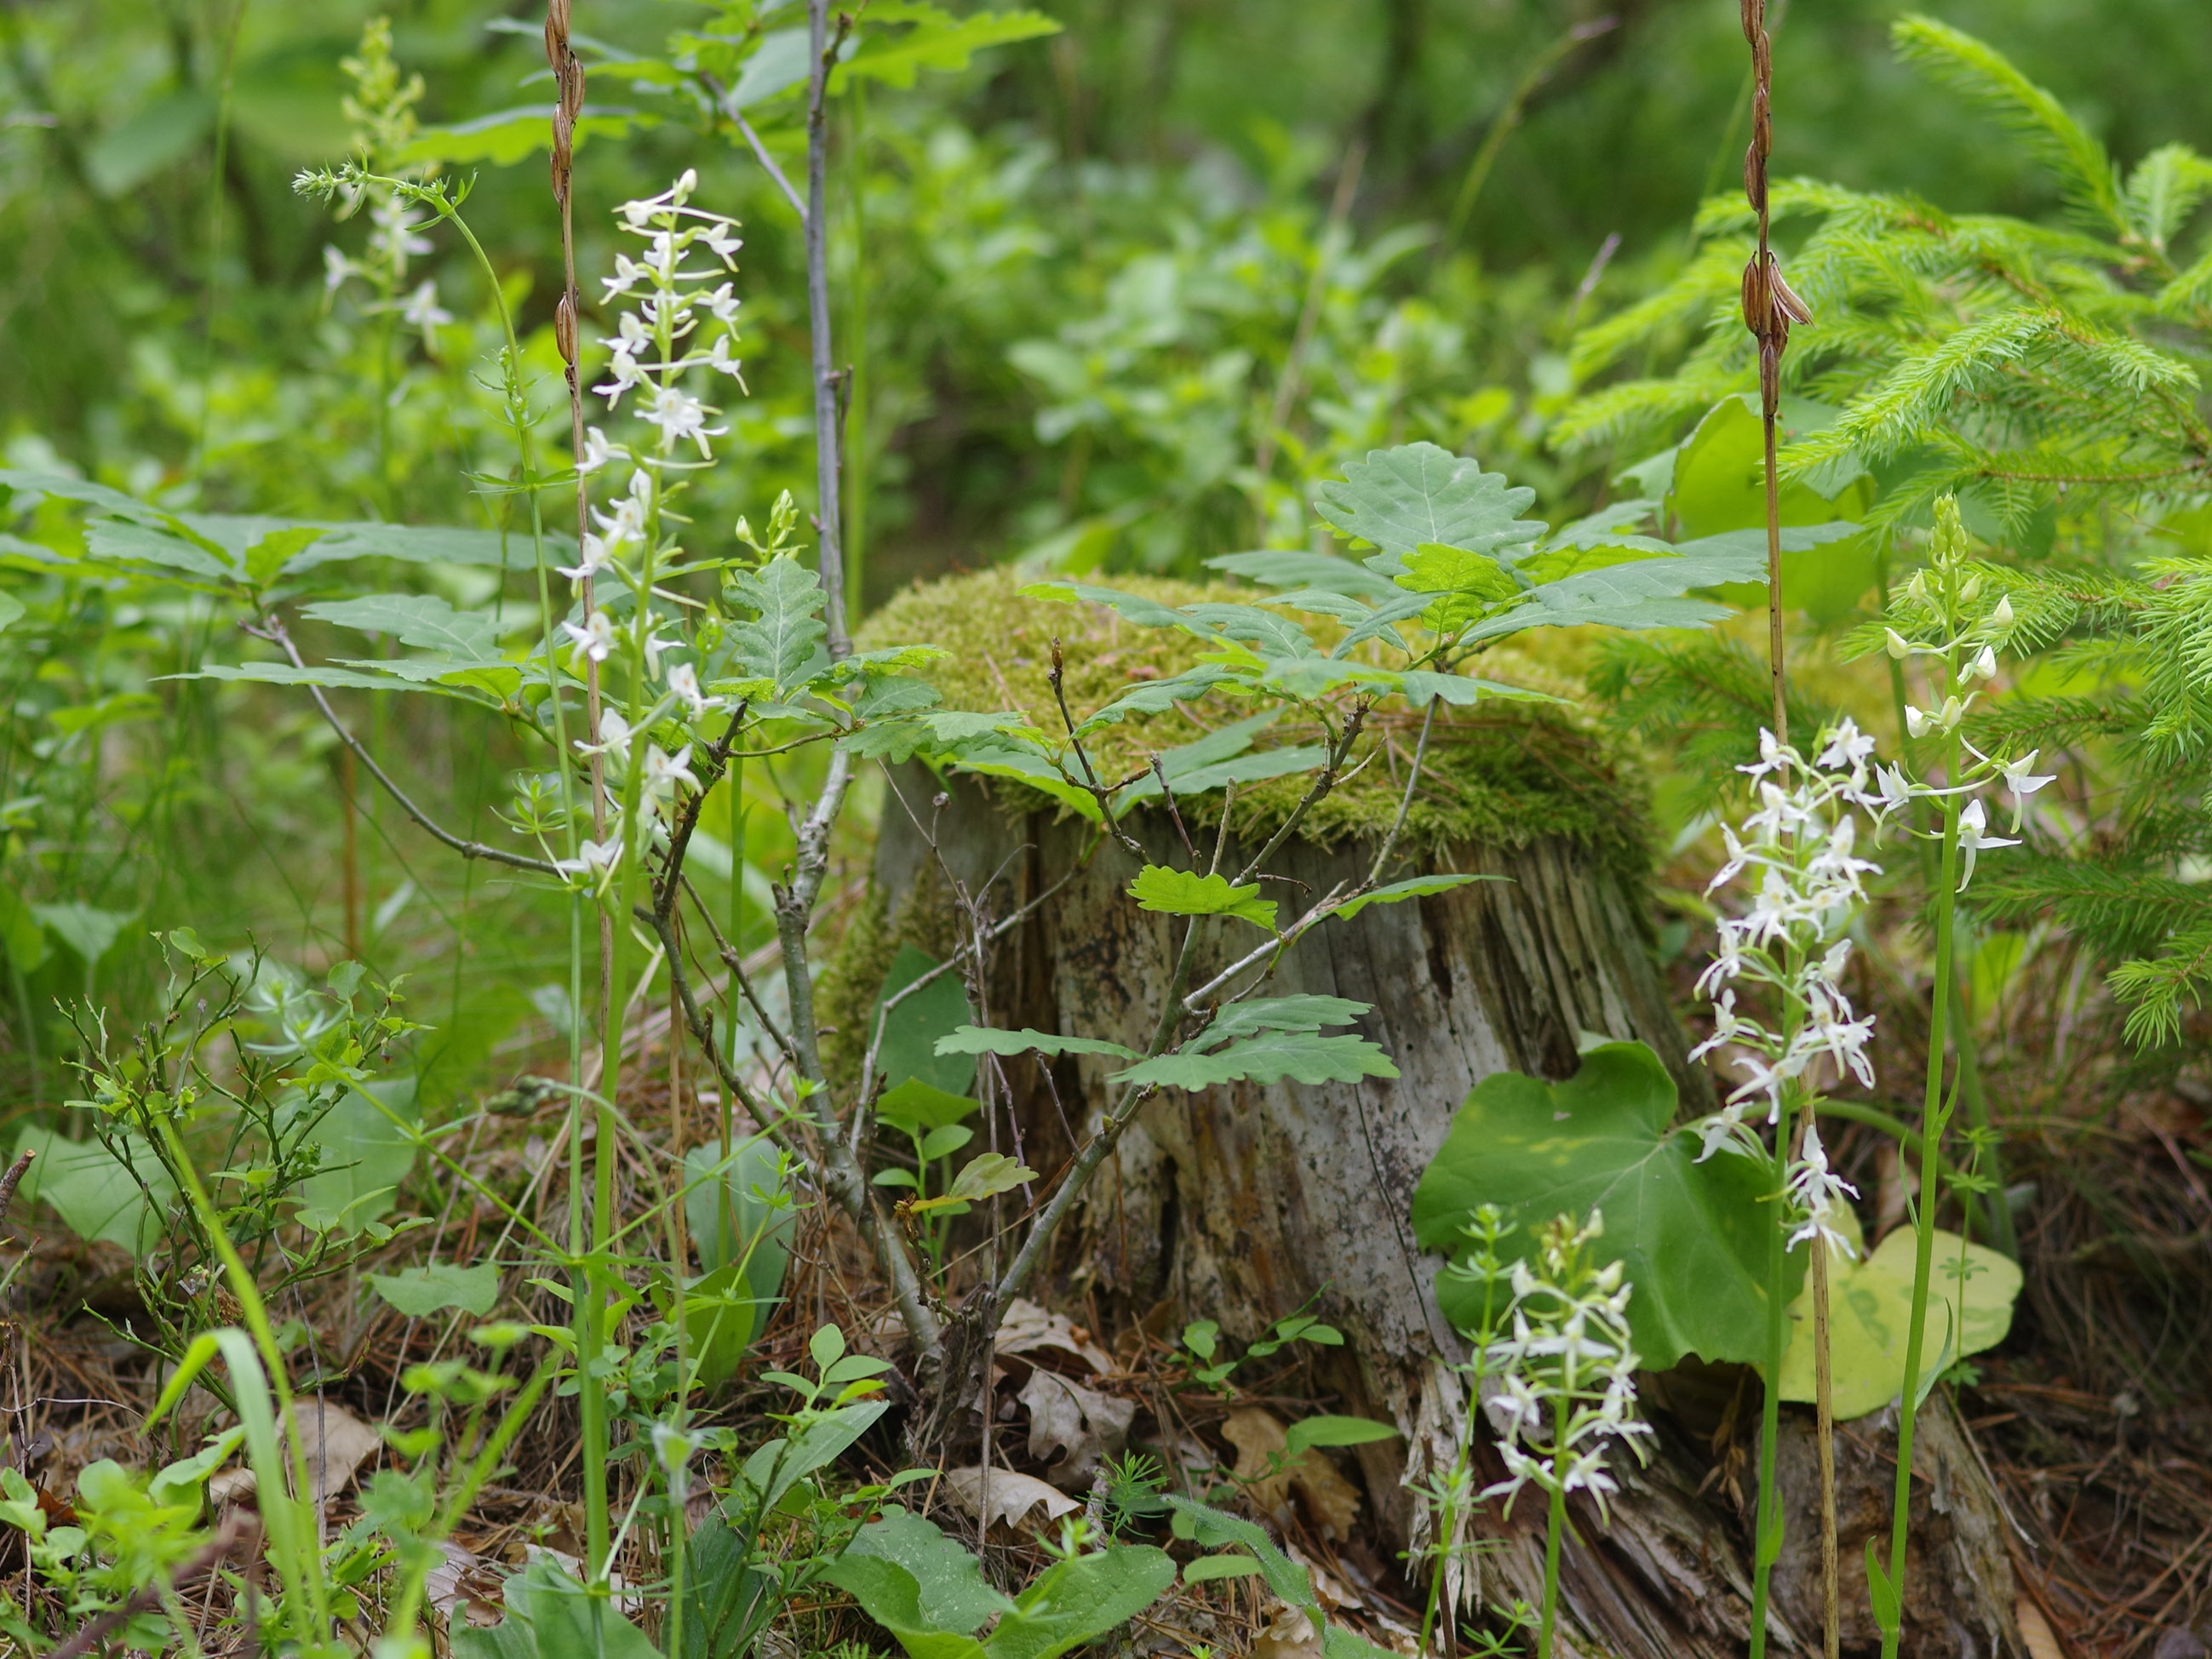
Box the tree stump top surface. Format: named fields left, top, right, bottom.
left=858, top=566, right=1652, bottom=879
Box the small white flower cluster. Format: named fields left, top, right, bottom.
left=322, top=190, right=450, bottom=346
left=1692, top=721, right=1882, bottom=1193
left=1478, top=1211, right=1652, bottom=1521
left=559, top=172, right=743, bottom=680
left=587, top=169, right=745, bottom=463
left=545, top=174, right=748, bottom=889
left=1876, top=506, right=2058, bottom=890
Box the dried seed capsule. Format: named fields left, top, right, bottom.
left=554, top=293, right=578, bottom=366
left=1742, top=258, right=1768, bottom=334
left=1769, top=261, right=1813, bottom=326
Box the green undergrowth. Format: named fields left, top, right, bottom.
left=858, top=566, right=1653, bottom=875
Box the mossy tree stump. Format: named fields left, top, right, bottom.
left=839, top=573, right=2017, bottom=1658
left=844, top=572, right=1682, bottom=1480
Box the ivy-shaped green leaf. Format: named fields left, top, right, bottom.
left=1128, top=865, right=1276, bottom=928
left=1411, top=1042, right=1795, bottom=1370
left=726, top=555, right=829, bottom=691
left=1778, top=1225, right=2021, bottom=1416
left=369, top=1261, right=500, bottom=1319
left=1312, top=443, right=1548, bottom=566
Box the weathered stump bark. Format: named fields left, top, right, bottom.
left=869, top=763, right=1699, bottom=1541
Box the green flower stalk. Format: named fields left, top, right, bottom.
left=558, top=169, right=752, bottom=1589
left=1474, top=1210, right=1650, bottom=1659
left=1416, top=1204, right=1520, bottom=1656
left=1688, top=719, right=1882, bottom=1656
left=1861, top=497, right=2051, bottom=1655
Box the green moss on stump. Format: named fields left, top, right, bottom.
left=857, top=567, right=1653, bottom=879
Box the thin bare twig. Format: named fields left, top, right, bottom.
left=656, top=912, right=946, bottom=1358
left=1150, top=754, right=1197, bottom=864
left=806, top=0, right=856, bottom=655
left=702, top=74, right=808, bottom=224
left=1740, top=3, right=1831, bottom=1652
left=251, top=618, right=566, bottom=880
left=1046, top=637, right=1146, bottom=858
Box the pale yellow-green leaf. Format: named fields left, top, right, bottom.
left=1779, top=1225, right=2022, bottom=1418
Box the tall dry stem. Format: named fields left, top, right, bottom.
left=1737, top=3, right=1837, bottom=1655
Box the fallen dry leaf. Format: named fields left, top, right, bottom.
left=1251, top=1603, right=1322, bottom=1659
left=996, top=1298, right=1114, bottom=1376
left=426, top=1541, right=506, bottom=1626
left=940, top=1464, right=1080, bottom=1532
left=1223, top=1408, right=1295, bottom=1517
left=1222, top=1408, right=1364, bottom=1542
left=2014, top=1597, right=2063, bottom=1659
left=1018, top=1368, right=1135, bottom=1491
left=1284, top=1538, right=1362, bottom=1612
left=209, top=1398, right=381, bottom=1506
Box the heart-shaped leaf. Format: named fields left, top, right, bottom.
left=1778, top=1224, right=2022, bottom=1417
left=1411, top=1042, right=1794, bottom=1370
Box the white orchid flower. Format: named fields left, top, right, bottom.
left=666, top=661, right=710, bottom=718
left=1999, top=750, right=2057, bottom=831
left=1954, top=796, right=2020, bottom=890
left=560, top=610, right=616, bottom=665
left=642, top=744, right=700, bottom=800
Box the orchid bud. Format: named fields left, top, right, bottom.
left=1992, top=595, right=2014, bottom=628
left=1905, top=705, right=1931, bottom=738
left=1885, top=627, right=1911, bottom=660
left=1905, top=570, right=1931, bottom=604
left=1968, top=645, right=1997, bottom=681
left=1959, top=573, right=1982, bottom=604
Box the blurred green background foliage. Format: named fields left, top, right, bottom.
left=9, top=0, right=2209, bottom=586
left=3, top=0, right=2208, bottom=1105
